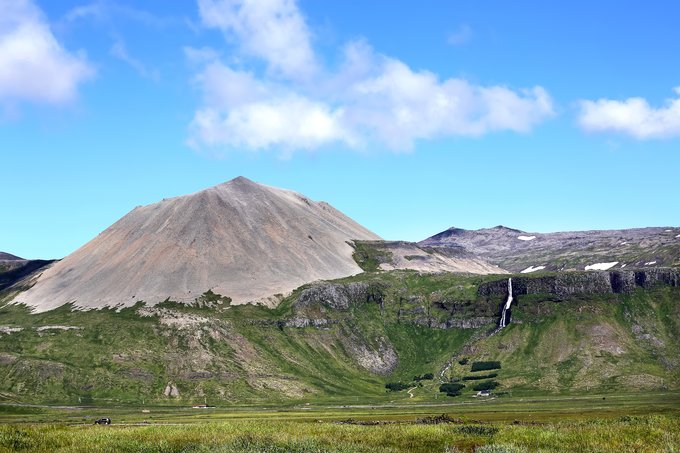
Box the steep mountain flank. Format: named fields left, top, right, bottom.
left=420, top=226, right=680, bottom=272
left=12, top=177, right=380, bottom=312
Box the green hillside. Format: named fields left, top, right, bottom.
left=0, top=270, right=678, bottom=406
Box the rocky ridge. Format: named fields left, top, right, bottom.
left=420, top=225, right=680, bottom=272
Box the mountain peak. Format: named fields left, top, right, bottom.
left=213, top=176, right=259, bottom=191
left=0, top=252, right=24, bottom=261
left=490, top=225, right=523, bottom=233
left=228, top=175, right=256, bottom=185
left=14, top=180, right=380, bottom=312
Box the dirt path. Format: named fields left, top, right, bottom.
left=407, top=387, right=416, bottom=399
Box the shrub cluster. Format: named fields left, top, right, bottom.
left=455, top=425, right=499, bottom=436
left=439, top=383, right=465, bottom=397
left=385, top=382, right=410, bottom=392
left=472, top=380, right=500, bottom=391
left=470, top=361, right=501, bottom=372
left=413, top=373, right=434, bottom=381
left=458, top=358, right=469, bottom=365
left=462, top=373, right=498, bottom=381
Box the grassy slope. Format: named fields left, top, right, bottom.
left=0, top=271, right=678, bottom=405
left=453, top=287, right=680, bottom=396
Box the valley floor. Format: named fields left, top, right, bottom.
left=1, top=391, right=678, bottom=452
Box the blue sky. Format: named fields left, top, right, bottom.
left=2, top=0, right=679, bottom=259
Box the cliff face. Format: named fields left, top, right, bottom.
left=288, top=269, right=680, bottom=333
left=477, top=269, right=680, bottom=299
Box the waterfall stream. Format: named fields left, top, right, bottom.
left=498, top=278, right=513, bottom=328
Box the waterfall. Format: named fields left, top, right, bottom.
left=498, top=278, right=513, bottom=328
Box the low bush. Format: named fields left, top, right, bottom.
left=472, top=381, right=500, bottom=391
left=471, top=361, right=501, bottom=372
left=385, top=382, right=410, bottom=392
left=463, top=373, right=498, bottom=381
left=413, top=373, right=434, bottom=381
left=456, top=425, right=500, bottom=436
left=458, top=358, right=469, bottom=365
left=439, top=383, right=465, bottom=394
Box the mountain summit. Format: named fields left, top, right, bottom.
left=14, top=177, right=380, bottom=312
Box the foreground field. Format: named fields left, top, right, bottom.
left=1, top=392, right=679, bottom=452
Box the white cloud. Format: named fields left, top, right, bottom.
left=197, top=0, right=317, bottom=80
left=188, top=63, right=352, bottom=150
left=0, top=0, right=94, bottom=105
left=189, top=96, right=351, bottom=151
left=188, top=1, right=554, bottom=153
left=342, top=56, right=552, bottom=148
left=578, top=88, right=680, bottom=139
left=448, top=24, right=472, bottom=46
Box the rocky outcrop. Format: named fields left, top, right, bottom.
left=293, top=282, right=385, bottom=310
left=410, top=317, right=495, bottom=329
left=283, top=317, right=337, bottom=328
left=339, top=326, right=398, bottom=375
left=477, top=269, right=680, bottom=299
left=163, top=382, right=180, bottom=397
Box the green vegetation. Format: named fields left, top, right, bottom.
left=0, top=399, right=678, bottom=453
left=414, top=373, right=434, bottom=381
left=350, top=241, right=393, bottom=272
left=196, top=289, right=232, bottom=306
left=471, top=361, right=502, bottom=372
left=463, top=373, right=498, bottom=381
left=472, top=381, right=500, bottom=391
left=439, top=383, right=465, bottom=396
left=385, top=382, right=410, bottom=392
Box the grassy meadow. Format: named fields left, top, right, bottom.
left=1, top=392, right=679, bottom=452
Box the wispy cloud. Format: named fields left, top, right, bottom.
left=578, top=87, right=680, bottom=139
left=0, top=0, right=94, bottom=105
left=447, top=24, right=473, bottom=46
left=64, top=0, right=178, bottom=28
left=110, top=38, right=159, bottom=81
left=188, top=0, right=554, bottom=154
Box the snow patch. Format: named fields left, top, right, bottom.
left=517, top=235, right=536, bottom=241
left=644, top=261, right=657, bottom=266
left=521, top=265, right=546, bottom=273
left=620, top=242, right=627, bottom=245
left=585, top=262, right=618, bottom=271
left=0, top=326, right=23, bottom=335
left=36, top=325, right=83, bottom=332
left=676, top=234, right=680, bottom=238
left=621, top=264, right=626, bottom=268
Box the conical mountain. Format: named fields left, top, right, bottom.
left=15, top=177, right=380, bottom=312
